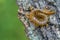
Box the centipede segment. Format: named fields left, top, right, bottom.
left=26, top=9, right=48, bottom=27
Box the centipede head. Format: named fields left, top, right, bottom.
left=42, top=6, right=55, bottom=15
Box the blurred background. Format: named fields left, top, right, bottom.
left=0, top=0, right=27, bottom=40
